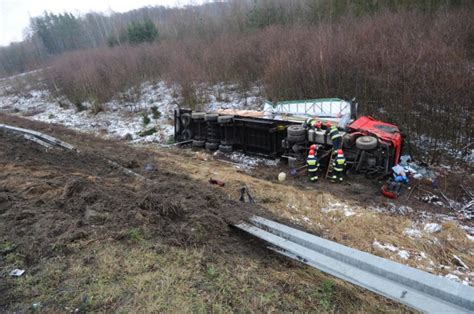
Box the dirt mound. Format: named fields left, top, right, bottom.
left=0, top=131, right=256, bottom=266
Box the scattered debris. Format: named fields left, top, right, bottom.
left=278, top=172, right=287, bottom=182
left=386, top=203, right=413, bottom=215
left=453, top=255, right=470, bottom=270
left=239, top=186, right=255, bottom=204
left=398, top=157, right=436, bottom=180
left=421, top=194, right=443, bottom=206
left=10, top=269, right=25, bottom=277
left=144, top=163, right=155, bottom=172
left=209, top=178, right=225, bottom=187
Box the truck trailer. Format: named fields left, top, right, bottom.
left=174, top=98, right=402, bottom=178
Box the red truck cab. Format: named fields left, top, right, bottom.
left=348, top=116, right=402, bottom=165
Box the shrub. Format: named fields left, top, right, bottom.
left=150, top=106, right=161, bottom=119
left=142, top=113, right=151, bottom=126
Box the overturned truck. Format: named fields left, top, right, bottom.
left=174, top=98, right=403, bottom=178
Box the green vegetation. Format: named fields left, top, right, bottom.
left=138, top=127, right=157, bottom=137
left=142, top=113, right=151, bottom=126
left=150, top=106, right=161, bottom=119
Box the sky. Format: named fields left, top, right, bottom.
left=0, top=0, right=201, bottom=46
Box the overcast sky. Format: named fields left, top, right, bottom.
left=0, top=0, right=201, bottom=46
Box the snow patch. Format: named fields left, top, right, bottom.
left=424, top=223, right=442, bottom=233
left=321, top=203, right=357, bottom=217
left=397, top=250, right=410, bottom=260
left=404, top=228, right=423, bottom=239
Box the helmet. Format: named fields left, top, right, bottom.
left=308, top=149, right=315, bottom=156
left=314, top=121, right=322, bottom=128
left=325, top=121, right=331, bottom=128
left=309, top=144, right=317, bottom=150
left=337, top=149, right=344, bottom=156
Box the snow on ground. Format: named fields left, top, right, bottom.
left=226, top=152, right=279, bottom=167
left=403, top=227, right=423, bottom=239
left=0, top=81, right=263, bottom=144
left=414, top=134, right=474, bottom=164
left=199, top=83, right=263, bottom=111
left=321, top=202, right=357, bottom=217
left=424, top=222, right=442, bottom=233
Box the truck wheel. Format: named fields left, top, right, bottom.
left=343, top=134, right=355, bottom=148
left=205, top=142, right=219, bottom=151
left=287, top=125, right=305, bottom=136
left=287, top=134, right=306, bottom=143
left=217, top=115, right=233, bottom=124
left=219, top=144, right=233, bottom=153
left=292, top=144, right=306, bottom=153
left=181, top=113, right=191, bottom=127
left=356, top=136, right=378, bottom=150
left=192, top=140, right=205, bottom=148
left=205, top=113, right=219, bottom=122
left=192, top=112, right=205, bottom=120
left=181, top=129, right=193, bottom=141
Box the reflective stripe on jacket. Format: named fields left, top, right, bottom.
left=333, top=156, right=346, bottom=172
left=307, top=156, right=319, bottom=172
left=329, top=128, right=342, bottom=140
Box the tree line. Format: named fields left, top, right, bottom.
left=0, top=0, right=471, bottom=77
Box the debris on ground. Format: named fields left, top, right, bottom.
left=239, top=186, right=255, bottom=204
left=9, top=269, right=25, bottom=277
left=209, top=178, right=225, bottom=187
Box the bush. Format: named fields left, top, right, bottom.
left=44, top=9, right=473, bottom=154
left=150, top=106, right=161, bottom=119
left=142, top=113, right=151, bottom=126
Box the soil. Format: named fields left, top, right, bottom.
left=0, top=122, right=275, bottom=310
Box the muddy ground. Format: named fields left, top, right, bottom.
left=0, top=115, right=408, bottom=312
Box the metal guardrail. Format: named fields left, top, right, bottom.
left=0, top=123, right=76, bottom=151
left=236, top=216, right=474, bottom=313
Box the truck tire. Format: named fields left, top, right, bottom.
left=343, top=133, right=355, bottom=148
left=292, top=143, right=306, bottom=153
left=219, top=144, right=233, bottom=153
left=287, top=134, right=306, bottom=143
left=191, top=112, right=205, bottom=120
left=181, top=113, right=191, bottom=127
left=356, top=136, right=378, bottom=150
left=192, top=140, right=205, bottom=148
left=287, top=125, right=305, bottom=136
left=220, top=140, right=234, bottom=145
left=205, top=142, right=219, bottom=151
left=205, top=113, right=219, bottom=122
left=217, top=115, right=233, bottom=124
left=181, top=129, right=193, bottom=141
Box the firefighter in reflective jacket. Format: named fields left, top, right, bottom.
left=307, top=149, right=320, bottom=182
left=326, top=124, right=342, bottom=149
left=304, top=117, right=318, bottom=129
left=331, top=149, right=346, bottom=182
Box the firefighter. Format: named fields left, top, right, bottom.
left=314, top=121, right=322, bottom=130
left=326, top=124, right=342, bottom=149
left=330, top=149, right=346, bottom=182
left=304, top=117, right=318, bottom=129
left=307, top=149, right=320, bottom=182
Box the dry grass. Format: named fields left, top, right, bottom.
left=150, top=148, right=474, bottom=278
left=8, top=239, right=404, bottom=312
